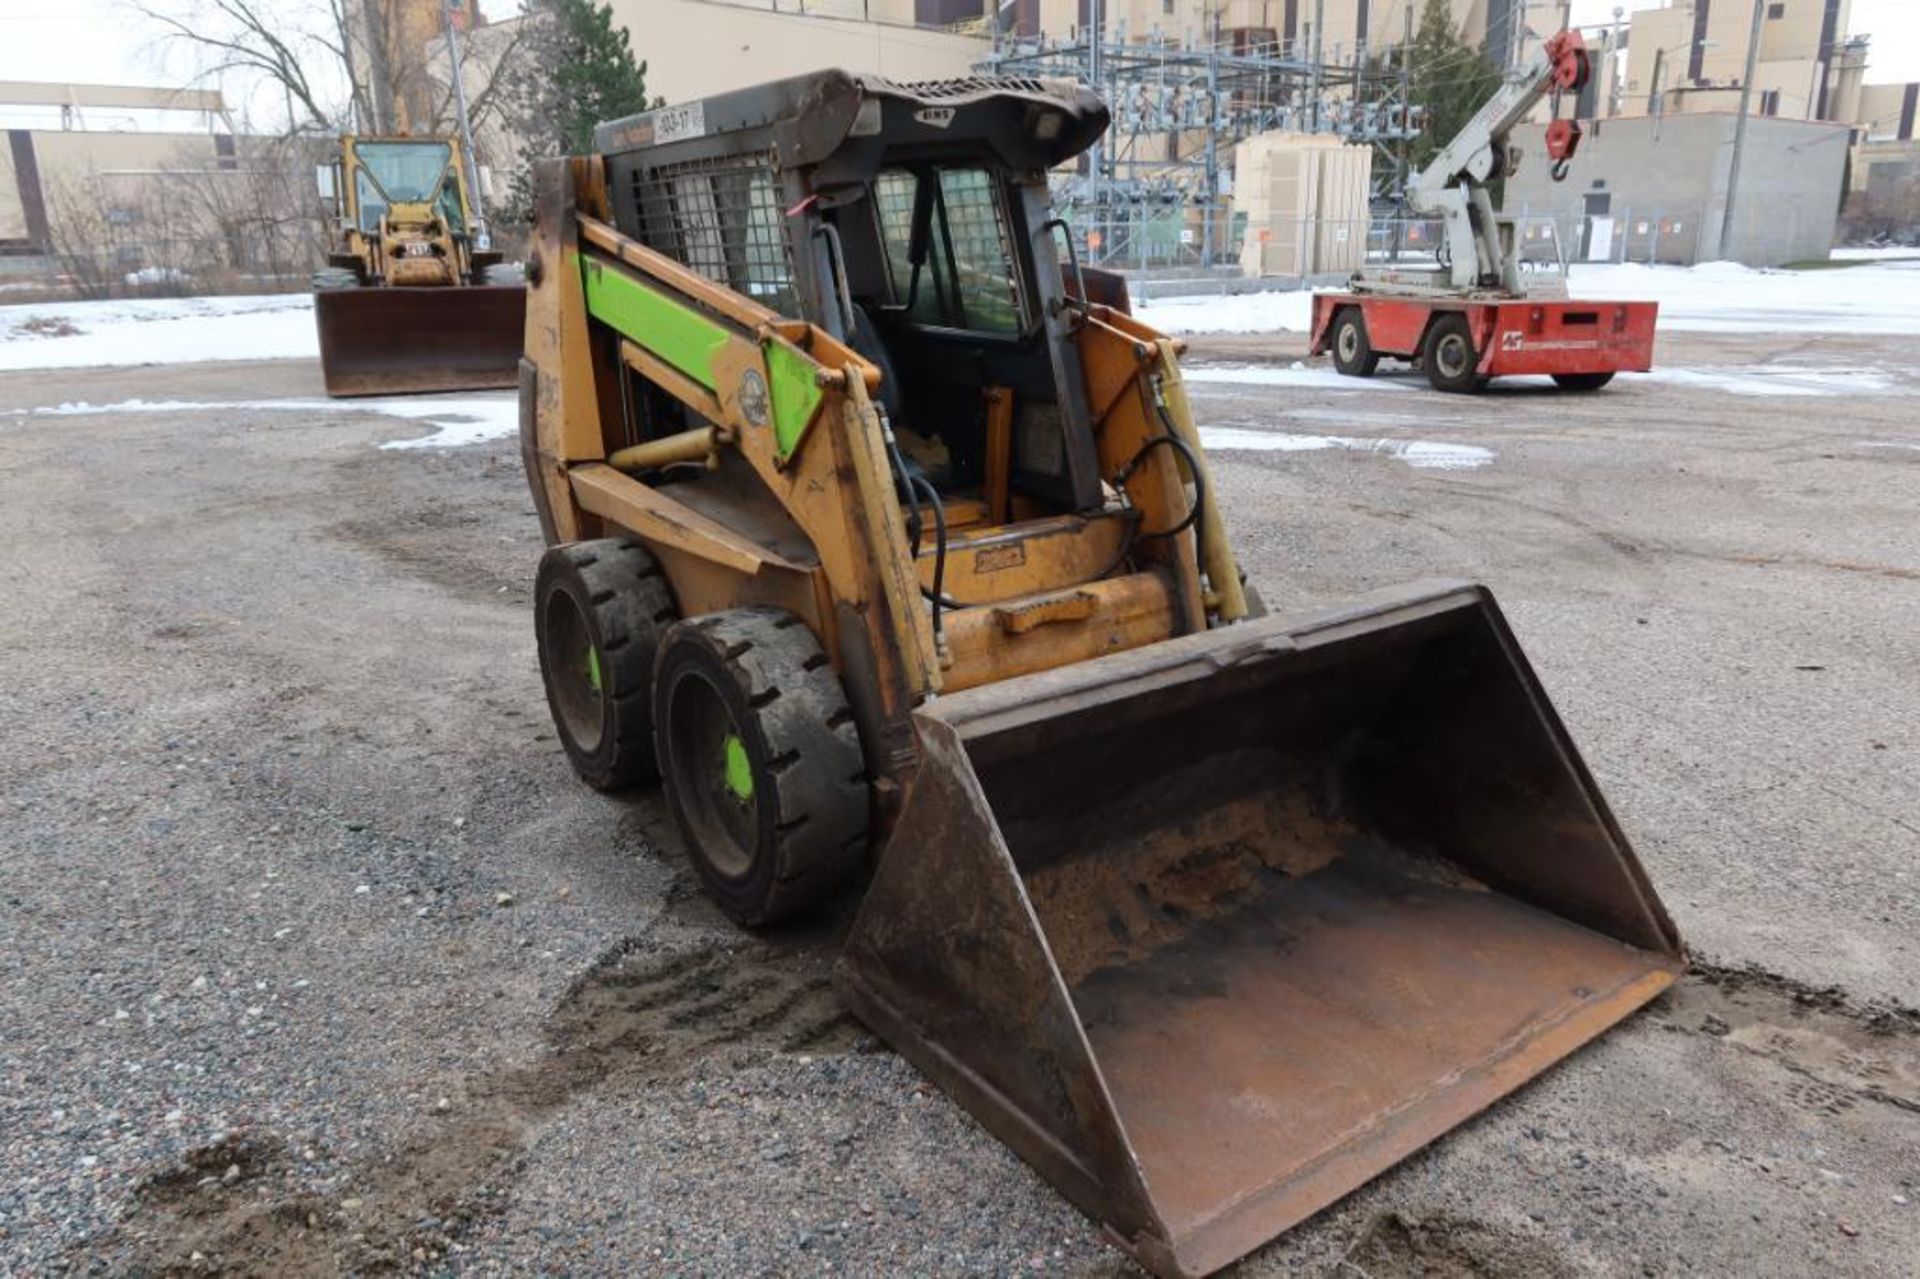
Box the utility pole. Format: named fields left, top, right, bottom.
left=1608, top=6, right=1625, bottom=118
left=1086, top=0, right=1103, bottom=234
left=1717, top=0, right=1766, bottom=262
left=1308, top=0, right=1324, bottom=130
left=1202, top=4, right=1219, bottom=268
left=1398, top=1, right=1412, bottom=206
left=444, top=0, right=490, bottom=251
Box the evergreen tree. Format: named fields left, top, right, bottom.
left=498, top=0, right=654, bottom=219
left=1406, top=0, right=1504, bottom=178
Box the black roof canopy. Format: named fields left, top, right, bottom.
left=593, top=69, right=1109, bottom=180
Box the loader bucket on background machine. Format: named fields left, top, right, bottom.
left=839, top=580, right=1684, bottom=1279
left=314, top=284, right=526, bottom=397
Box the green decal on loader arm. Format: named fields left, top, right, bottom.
left=581, top=257, right=730, bottom=390
left=763, top=338, right=824, bottom=463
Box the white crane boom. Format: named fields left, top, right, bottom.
left=1361, top=30, right=1591, bottom=297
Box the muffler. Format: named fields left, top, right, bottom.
left=314, top=284, right=526, bottom=397
left=838, top=580, right=1682, bottom=1278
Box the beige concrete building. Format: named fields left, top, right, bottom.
left=577, top=0, right=985, bottom=105
left=1, top=83, right=315, bottom=295
left=1580, top=2, right=1917, bottom=220
left=1614, top=0, right=1865, bottom=124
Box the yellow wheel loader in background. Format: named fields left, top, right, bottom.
left=517, top=73, right=1684, bottom=1277
left=312, top=134, right=525, bottom=396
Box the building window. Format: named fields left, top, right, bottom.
left=1163, top=0, right=1174, bottom=12
left=1767, top=3, right=1784, bottom=17
left=1760, top=89, right=1781, bottom=115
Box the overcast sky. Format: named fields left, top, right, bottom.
left=1, top=0, right=1915, bottom=129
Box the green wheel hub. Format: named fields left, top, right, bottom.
left=585, top=645, right=602, bottom=693
left=722, top=733, right=754, bottom=802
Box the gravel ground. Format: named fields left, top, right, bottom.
left=0, top=332, right=1916, bottom=1277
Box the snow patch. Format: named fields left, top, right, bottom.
left=1182, top=362, right=1411, bottom=391
left=1199, top=425, right=1493, bottom=470
left=1137, top=291, right=1314, bottom=334
left=1563, top=260, right=1920, bottom=335
left=0, top=294, right=316, bottom=370
left=7, top=393, right=517, bottom=449
left=1135, top=260, right=1920, bottom=337
left=1830, top=247, right=1920, bottom=261
left=1647, top=365, right=1903, bottom=396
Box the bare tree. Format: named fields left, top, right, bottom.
left=134, top=0, right=362, bottom=133
left=136, top=0, right=527, bottom=141
left=39, top=137, right=326, bottom=299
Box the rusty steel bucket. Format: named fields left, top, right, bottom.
left=838, top=580, right=1683, bottom=1278
left=314, top=284, right=526, bottom=397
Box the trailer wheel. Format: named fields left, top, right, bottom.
left=311, top=267, right=359, bottom=291
left=1552, top=372, right=1615, bottom=391
left=1422, top=314, right=1487, bottom=394
left=1329, top=308, right=1379, bottom=377
left=653, top=608, right=869, bottom=927
left=535, top=539, right=679, bottom=791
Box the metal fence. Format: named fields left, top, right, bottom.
left=1060, top=212, right=1580, bottom=284
left=1064, top=203, right=1829, bottom=277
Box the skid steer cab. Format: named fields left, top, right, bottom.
left=517, top=71, right=1683, bottom=1277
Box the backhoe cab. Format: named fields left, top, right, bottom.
left=519, top=72, right=1683, bottom=1277
left=311, top=134, right=525, bottom=396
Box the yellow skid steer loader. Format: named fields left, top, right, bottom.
left=313, top=134, right=525, bottom=396
left=517, top=73, right=1683, bottom=1277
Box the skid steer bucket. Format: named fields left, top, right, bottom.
left=838, top=580, right=1682, bottom=1278
left=314, top=284, right=525, bottom=397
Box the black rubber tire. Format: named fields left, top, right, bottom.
left=1329, top=308, right=1379, bottom=377
left=534, top=539, right=678, bottom=791
left=311, top=267, right=359, bottom=291
left=1552, top=372, right=1615, bottom=391
left=480, top=262, right=526, bottom=288
left=652, top=608, right=869, bottom=927
left=1422, top=313, right=1487, bottom=393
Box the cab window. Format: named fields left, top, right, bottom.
left=874, top=167, right=1024, bottom=334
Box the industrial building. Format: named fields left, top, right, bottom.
left=1572, top=0, right=1917, bottom=242
left=1505, top=111, right=1851, bottom=266
left=0, top=83, right=317, bottom=294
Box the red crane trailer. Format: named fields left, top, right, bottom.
left=1309, top=293, right=1659, bottom=393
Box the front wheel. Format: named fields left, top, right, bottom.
left=1329, top=308, right=1379, bottom=377
left=1552, top=372, right=1615, bottom=391
left=1422, top=313, right=1487, bottom=394
left=653, top=609, right=869, bottom=927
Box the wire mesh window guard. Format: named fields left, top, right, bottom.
left=629, top=153, right=797, bottom=314
left=874, top=167, right=1024, bottom=334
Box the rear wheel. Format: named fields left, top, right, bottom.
left=1422, top=314, right=1487, bottom=394
left=535, top=539, right=678, bottom=791
left=1552, top=372, right=1615, bottom=391
left=311, top=267, right=359, bottom=291
left=1329, top=308, right=1379, bottom=377
left=653, top=609, right=869, bottom=927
